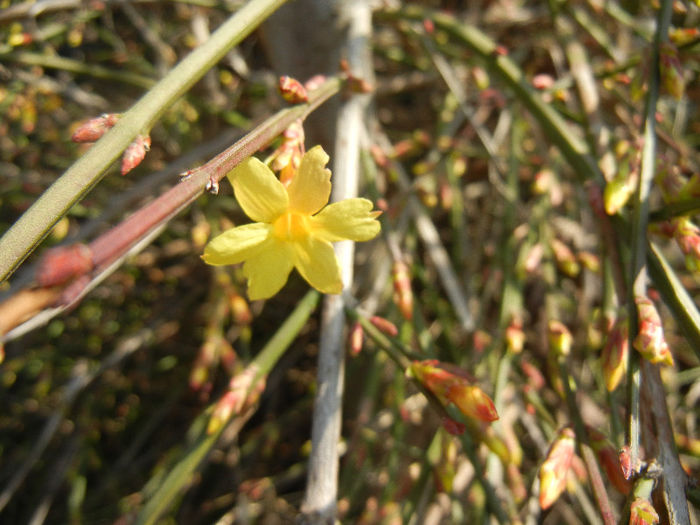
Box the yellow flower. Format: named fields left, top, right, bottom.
left=203, top=146, right=381, bottom=300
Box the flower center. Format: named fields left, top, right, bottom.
left=272, top=211, right=310, bottom=242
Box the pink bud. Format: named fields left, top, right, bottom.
left=121, top=134, right=151, bottom=175
left=392, top=261, right=413, bottom=321
left=208, top=365, right=265, bottom=434
left=349, top=321, right=364, bottom=357
left=278, top=75, right=308, bottom=104
left=71, top=113, right=120, bottom=143
left=370, top=316, right=398, bottom=337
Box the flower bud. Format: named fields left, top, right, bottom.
left=634, top=296, right=673, bottom=366
left=392, top=261, right=413, bottom=321
left=71, top=113, right=120, bottom=143
left=601, top=314, right=629, bottom=392
left=629, top=498, right=659, bottom=525
left=121, top=134, right=151, bottom=175
left=548, top=320, right=573, bottom=356
left=505, top=318, right=525, bottom=354
left=410, top=360, right=498, bottom=423
left=278, top=75, right=308, bottom=103
left=538, top=427, right=576, bottom=510
left=208, top=365, right=265, bottom=434
left=447, top=383, right=499, bottom=422
left=370, top=315, right=398, bottom=337
left=550, top=239, right=580, bottom=278
left=349, top=321, right=364, bottom=357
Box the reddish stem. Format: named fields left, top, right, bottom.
left=89, top=77, right=341, bottom=271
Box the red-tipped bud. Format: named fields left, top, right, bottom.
left=36, top=243, right=94, bottom=287
left=659, top=42, right=685, bottom=100
left=634, top=296, right=673, bottom=366
left=447, top=384, right=499, bottom=422
left=278, top=75, right=308, bottom=104
left=587, top=427, right=632, bottom=495
left=601, top=315, right=629, bottom=392
left=505, top=317, right=525, bottom=354
left=629, top=498, right=660, bottom=525
left=548, top=320, right=573, bottom=356
left=538, top=427, right=576, bottom=510
left=121, top=134, right=151, bottom=175
left=370, top=316, right=398, bottom=337
left=208, top=365, right=265, bottom=434
left=410, top=360, right=498, bottom=423
left=551, top=239, right=580, bottom=277
left=71, top=113, right=120, bottom=143
left=349, top=321, right=364, bottom=357
left=392, top=261, right=413, bottom=321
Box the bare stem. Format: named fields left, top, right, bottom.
left=300, top=1, right=372, bottom=521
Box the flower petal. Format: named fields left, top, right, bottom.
left=287, top=145, right=331, bottom=215
left=227, top=157, right=288, bottom=223
left=311, top=198, right=381, bottom=242
left=292, top=236, right=343, bottom=294
left=202, top=223, right=271, bottom=266
left=243, top=239, right=294, bottom=300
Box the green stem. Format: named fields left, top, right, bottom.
left=626, top=0, right=672, bottom=479
left=0, top=0, right=288, bottom=284
left=135, top=290, right=319, bottom=525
